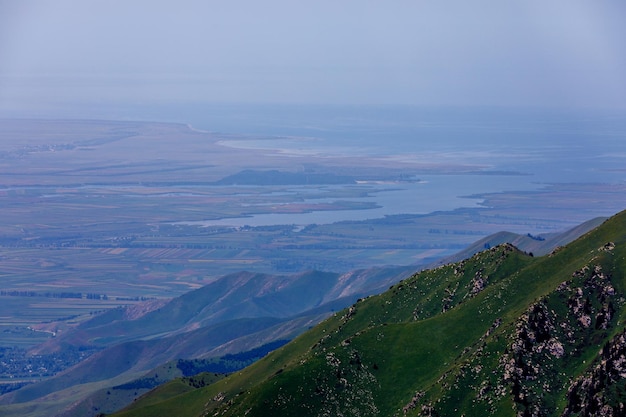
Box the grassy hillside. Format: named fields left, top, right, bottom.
left=113, top=210, right=626, bottom=417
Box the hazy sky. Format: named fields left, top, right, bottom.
left=1, top=0, right=626, bottom=112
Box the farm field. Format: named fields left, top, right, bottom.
left=1, top=118, right=626, bottom=349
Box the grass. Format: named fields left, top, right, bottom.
left=113, top=210, right=626, bottom=417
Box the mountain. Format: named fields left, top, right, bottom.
left=432, top=215, right=607, bottom=265
left=53, top=340, right=289, bottom=417
left=113, top=210, right=626, bottom=416
left=32, top=268, right=412, bottom=354
left=0, top=215, right=608, bottom=417
left=0, top=267, right=412, bottom=417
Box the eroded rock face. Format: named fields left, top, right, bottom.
left=394, top=242, right=625, bottom=417
left=502, top=301, right=562, bottom=415
left=563, top=329, right=626, bottom=416
left=501, top=251, right=622, bottom=416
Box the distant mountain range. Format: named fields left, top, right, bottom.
left=110, top=209, right=626, bottom=417
left=0, top=214, right=612, bottom=417
left=432, top=215, right=607, bottom=265
left=0, top=267, right=412, bottom=417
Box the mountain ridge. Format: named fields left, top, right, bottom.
left=112, top=210, right=626, bottom=416
left=0, top=215, right=611, bottom=417
left=431, top=215, right=607, bottom=266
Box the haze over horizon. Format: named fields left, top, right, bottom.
left=1, top=0, right=626, bottom=117
left=3, top=4, right=626, bottom=415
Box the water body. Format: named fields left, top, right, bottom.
left=175, top=104, right=626, bottom=183
left=175, top=175, right=544, bottom=227
left=123, top=104, right=623, bottom=227
left=15, top=103, right=626, bottom=225
left=27, top=102, right=626, bottom=183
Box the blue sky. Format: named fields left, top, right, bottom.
left=1, top=0, right=625, bottom=113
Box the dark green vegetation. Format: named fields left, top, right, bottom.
left=114, top=210, right=626, bottom=417
left=175, top=340, right=289, bottom=376
left=48, top=341, right=288, bottom=417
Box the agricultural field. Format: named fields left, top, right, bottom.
left=1, top=118, right=625, bottom=350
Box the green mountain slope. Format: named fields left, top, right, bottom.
left=114, top=210, right=626, bottom=417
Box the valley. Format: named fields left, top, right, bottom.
left=111, top=209, right=626, bottom=417
left=2, top=118, right=624, bottom=303
left=0, top=216, right=608, bottom=417
left=0, top=115, right=625, bottom=416
left=2, top=2, right=625, bottom=415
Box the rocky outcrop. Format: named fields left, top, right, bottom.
left=500, top=244, right=622, bottom=416
left=563, top=329, right=626, bottom=416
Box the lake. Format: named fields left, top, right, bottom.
left=173, top=104, right=626, bottom=226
